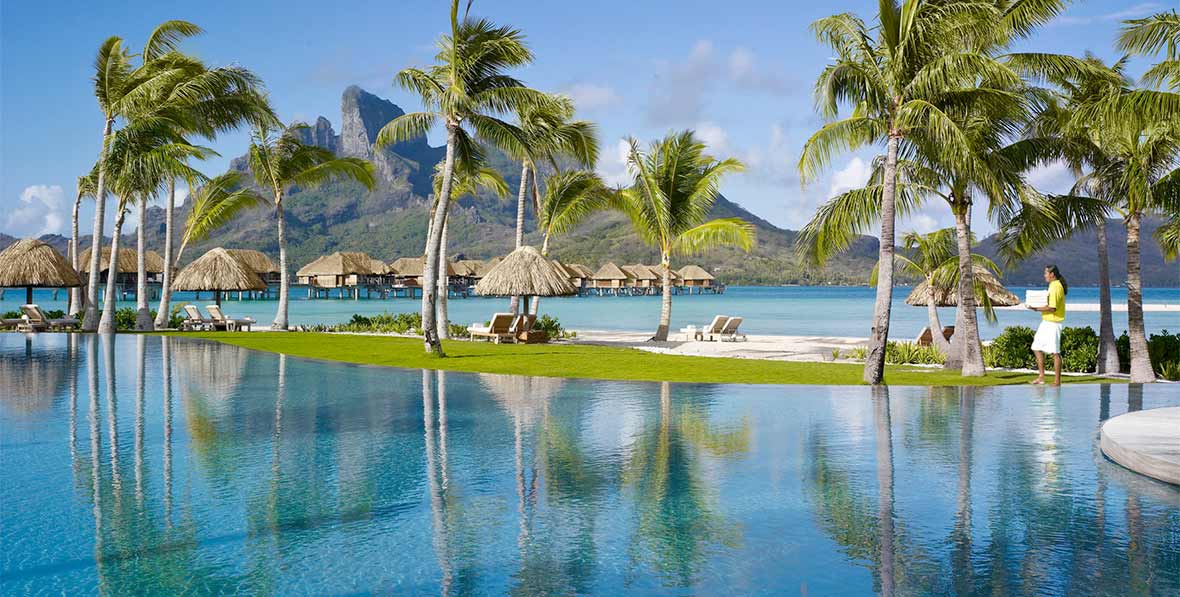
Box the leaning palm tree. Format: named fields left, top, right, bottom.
left=174, top=173, right=267, bottom=266
left=531, top=169, right=611, bottom=315
left=874, top=229, right=1002, bottom=354
left=507, top=94, right=599, bottom=313
left=70, top=169, right=99, bottom=316
left=374, top=0, right=548, bottom=355
left=430, top=158, right=509, bottom=338
left=247, top=120, right=375, bottom=330
left=614, top=131, right=752, bottom=341
left=97, top=124, right=210, bottom=333
left=798, top=1, right=1019, bottom=383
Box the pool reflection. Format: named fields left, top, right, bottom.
left=1, top=334, right=1177, bottom=595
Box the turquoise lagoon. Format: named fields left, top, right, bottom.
left=2, top=333, right=1178, bottom=594
left=2, top=285, right=1177, bottom=338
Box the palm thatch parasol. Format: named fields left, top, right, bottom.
left=0, top=239, right=82, bottom=304
left=904, top=266, right=1020, bottom=307
left=475, top=246, right=575, bottom=312
left=225, top=249, right=279, bottom=275
left=78, top=246, right=164, bottom=273
left=479, top=373, right=565, bottom=430
left=172, top=247, right=266, bottom=305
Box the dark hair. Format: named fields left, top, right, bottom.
left=1045, top=265, right=1067, bottom=295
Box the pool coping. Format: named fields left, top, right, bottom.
left=1100, top=407, right=1180, bottom=486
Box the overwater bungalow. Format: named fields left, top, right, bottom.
left=296, top=251, right=386, bottom=298
left=621, top=264, right=659, bottom=294
left=225, top=249, right=281, bottom=288
left=589, top=262, right=629, bottom=295
left=565, top=263, right=594, bottom=289
left=647, top=264, right=683, bottom=289
left=387, top=257, right=463, bottom=297
left=78, top=246, right=164, bottom=298
left=677, top=264, right=724, bottom=294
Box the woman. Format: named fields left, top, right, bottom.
left=1028, top=265, right=1067, bottom=386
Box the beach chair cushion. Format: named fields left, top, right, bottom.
left=718, top=316, right=746, bottom=341
left=206, top=305, right=255, bottom=331
left=182, top=305, right=212, bottom=331
left=19, top=304, right=76, bottom=331
left=469, top=313, right=516, bottom=343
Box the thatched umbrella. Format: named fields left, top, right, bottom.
left=0, top=239, right=82, bottom=304
left=225, top=249, right=279, bottom=276
left=474, top=245, right=575, bottom=312
left=904, top=266, right=1020, bottom=307
left=172, top=247, right=266, bottom=306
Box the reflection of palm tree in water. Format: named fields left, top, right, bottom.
left=423, top=369, right=453, bottom=595
left=873, top=386, right=895, bottom=597
left=951, top=388, right=975, bottom=596
left=624, top=381, right=750, bottom=587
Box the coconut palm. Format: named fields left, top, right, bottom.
left=430, top=158, right=509, bottom=338
left=70, top=169, right=99, bottom=316
left=798, top=1, right=1023, bottom=383
left=530, top=169, right=611, bottom=315
left=507, top=94, right=599, bottom=313
left=873, top=229, right=1002, bottom=354
left=175, top=173, right=267, bottom=265
left=97, top=124, right=210, bottom=333
left=246, top=120, right=375, bottom=330
left=374, top=0, right=548, bottom=355
left=614, top=131, right=752, bottom=341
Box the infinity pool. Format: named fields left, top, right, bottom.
left=2, top=334, right=1178, bottom=595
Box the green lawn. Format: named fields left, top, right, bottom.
left=159, top=332, right=1115, bottom=386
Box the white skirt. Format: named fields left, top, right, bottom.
left=1032, top=320, right=1063, bottom=354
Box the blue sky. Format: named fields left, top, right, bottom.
left=0, top=0, right=1164, bottom=239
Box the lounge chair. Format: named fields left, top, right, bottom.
left=206, top=304, right=256, bottom=331
left=468, top=313, right=516, bottom=343
left=19, top=304, right=79, bottom=332
left=181, top=304, right=214, bottom=331
left=511, top=314, right=547, bottom=343
left=1, top=317, right=25, bottom=330
left=915, top=325, right=954, bottom=347
left=716, top=316, right=746, bottom=342
left=694, top=315, right=729, bottom=341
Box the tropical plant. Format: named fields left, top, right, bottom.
left=430, top=158, right=509, bottom=338
left=796, top=0, right=1030, bottom=383
left=70, top=168, right=99, bottom=316
left=614, top=130, right=751, bottom=341
left=531, top=170, right=612, bottom=315
left=246, top=120, right=376, bottom=330
left=507, top=94, right=599, bottom=313
left=374, top=0, right=549, bottom=355
left=97, top=122, right=211, bottom=333
left=174, top=172, right=267, bottom=264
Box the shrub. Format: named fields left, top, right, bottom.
left=885, top=341, right=945, bottom=365
left=984, top=326, right=1036, bottom=369
left=1116, top=329, right=1180, bottom=378
left=168, top=305, right=185, bottom=329
left=535, top=314, right=571, bottom=339
left=2, top=310, right=21, bottom=319
left=335, top=312, right=422, bottom=334
left=1116, top=332, right=1130, bottom=373
left=44, top=309, right=66, bottom=319
left=1060, top=326, right=1098, bottom=373
left=448, top=323, right=470, bottom=339
left=114, top=308, right=138, bottom=330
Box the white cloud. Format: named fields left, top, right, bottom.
left=598, top=139, right=634, bottom=187
left=695, top=122, right=730, bottom=153
left=827, top=157, right=873, bottom=197
left=1053, top=2, right=1162, bottom=26
left=563, top=83, right=620, bottom=112
left=646, top=41, right=792, bottom=127
left=5, top=185, right=67, bottom=237
left=1025, top=160, right=1075, bottom=195
left=727, top=47, right=788, bottom=93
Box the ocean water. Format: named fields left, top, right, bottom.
left=3, top=285, right=1177, bottom=339
left=1, top=334, right=1178, bottom=594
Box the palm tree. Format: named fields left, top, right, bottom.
left=98, top=124, right=210, bottom=333
left=374, top=0, right=547, bottom=355
left=798, top=1, right=1018, bottom=383
left=70, top=169, right=98, bottom=316
left=174, top=173, right=267, bottom=265
left=246, top=120, right=375, bottom=330
left=430, top=159, right=509, bottom=338
left=614, top=131, right=752, bottom=341
left=531, top=169, right=611, bottom=314
left=874, top=229, right=1002, bottom=354
left=507, top=95, right=599, bottom=313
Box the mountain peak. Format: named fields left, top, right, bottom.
left=339, top=85, right=407, bottom=158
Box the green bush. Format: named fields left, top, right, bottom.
left=2, top=310, right=21, bottom=319
left=885, top=341, right=945, bottom=365
left=44, top=309, right=66, bottom=319
left=1116, top=332, right=1130, bottom=373
left=535, top=314, right=571, bottom=339
left=168, top=305, right=185, bottom=329
left=335, top=312, right=422, bottom=334
left=984, top=326, right=1036, bottom=369
left=114, top=308, right=138, bottom=330
left=1060, top=326, right=1098, bottom=373
left=1116, top=329, right=1180, bottom=378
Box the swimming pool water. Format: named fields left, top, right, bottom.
left=2, top=334, right=1178, bottom=595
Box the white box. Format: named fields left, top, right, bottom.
left=1025, top=290, right=1049, bottom=308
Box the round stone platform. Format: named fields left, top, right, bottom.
left=1100, top=406, right=1180, bottom=486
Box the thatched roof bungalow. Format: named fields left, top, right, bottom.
left=646, top=264, right=682, bottom=287
left=621, top=264, right=659, bottom=288
left=388, top=257, right=458, bottom=286
left=0, top=239, right=82, bottom=304
left=225, top=249, right=280, bottom=283
left=79, top=246, right=164, bottom=284
left=296, top=251, right=385, bottom=288
left=677, top=264, right=715, bottom=287
left=590, top=262, right=629, bottom=289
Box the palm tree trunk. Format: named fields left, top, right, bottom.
left=422, top=126, right=458, bottom=356
left=1125, top=212, right=1155, bottom=382
left=436, top=216, right=450, bottom=339
left=530, top=234, right=552, bottom=316
left=154, top=179, right=176, bottom=328
left=84, top=117, right=115, bottom=331
left=271, top=195, right=290, bottom=330
left=926, top=280, right=951, bottom=354
left=134, top=198, right=152, bottom=330
left=653, top=251, right=673, bottom=341
left=509, top=163, right=530, bottom=315
left=70, top=189, right=83, bottom=316
left=1095, top=218, right=1120, bottom=374
left=97, top=207, right=126, bottom=334
left=864, top=134, right=900, bottom=384
left=947, top=202, right=984, bottom=376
